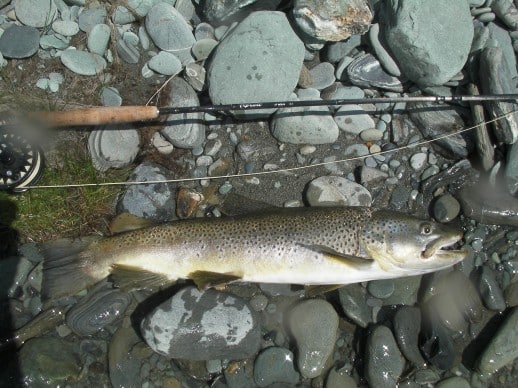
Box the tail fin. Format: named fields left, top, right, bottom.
left=40, top=236, right=101, bottom=301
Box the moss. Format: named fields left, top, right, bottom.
left=0, top=141, right=130, bottom=242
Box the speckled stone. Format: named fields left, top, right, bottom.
left=433, top=194, right=461, bottom=223
left=334, top=104, right=375, bottom=135
left=14, top=0, right=57, bottom=28
left=141, top=286, right=261, bottom=360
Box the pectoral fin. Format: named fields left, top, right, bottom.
left=189, top=271, right=242, bottom=290
left=301, top=244, right=371, bottom=267
left=111, top=264, right=172, bottom=292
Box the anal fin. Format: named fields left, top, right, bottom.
left=111, top=264, right=172, bottom=292
left=189, top=271, right=242, bottom=290
left=305, top=284, right=344, bottom=298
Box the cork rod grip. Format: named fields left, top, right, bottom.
left=35, top=106, right=160, bottom=127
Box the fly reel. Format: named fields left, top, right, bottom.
left=0, top=114, right=45, bottom=192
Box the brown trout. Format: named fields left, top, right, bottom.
left=41, top=207, right=467, bottom=300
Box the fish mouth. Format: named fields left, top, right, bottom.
left=422, top=233, right=465, bottom=260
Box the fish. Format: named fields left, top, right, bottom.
left=40, top=206, right=467, bottom=301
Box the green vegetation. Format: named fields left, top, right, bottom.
left=0, top=140, right=129, bottom=242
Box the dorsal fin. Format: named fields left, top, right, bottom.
left=109, top=213, right=156, bottom=234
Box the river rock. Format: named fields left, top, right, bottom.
left=0, top=24, right=39, bottom=59
left=345, top=53, right=404, bottom=92
left=409, top=102, right=473, bottom=159
left=338, top=283, right=372, bottom=328
left=334, top=104, right=375, bottom=135
left=288, top=299, right=339, bottom=378
left=477, top=307, right=518, bottom=373
left=368, top=23, right=400, bottom=77
left=147, top=51, right=182, bottom=76
left=506, top=142, right=518, bottom=195
left=365, top=325, right=405, bottom=387
left=78, top=6, right=107, bottom=33
left=14, top=0, right=58, bottom=28
left=475, top=266, right=506, bottom=311
left=161, top=77, right=206, bottom=149
left=203, top=0, right=281, bottom=23
left=393, top=306, right=427, bottom=368
left=61, top=49, right=107, bottom=76
left=141, top=286, right=261, bottom=360
left=207, top=11, right=304, bottom=117
left=306, top=62, right=336, bottom=90
left=479, top=46, right=518, bottom=144
left=88, top=125, right=140, bottom=172
left=65, top=281, right=131, bottom=336
left=271, top=100, right=339, bottom=144
left=292, top=0, right=372, bottom=42
left=52, top=20, right=79, bottom=37
left=117, top=161, right=177, bottom=222
left=87, top=23, right=111, bottom=56
left=491, top=0, right=518, bottom=30
left=192, top=38, right=218, bottom=60
left=306, top=176, right=372, bottom=207
left=433, top=193, right=461, bottom=223
left=145, top=2, right=195, bottom=55
left=253, top=347, right=300, bottom=387
left=380, top=0, right=473, bottom=87
left=19, top=337, right=81, bottom=386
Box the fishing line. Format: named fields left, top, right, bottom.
left=23, top=109, right=517, bottom=190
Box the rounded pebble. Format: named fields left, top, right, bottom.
left=52, top=20, right=79, bottom=37
left=367, top=279, right=395, bottom=299
left=15, top=0, right=57, bottom=28
left=288, top=299, right=339, bottom=378
left=410, top=152, right=427, bottom=170
left=306, top=176, right=372, bottom=207
left=433, top=194, right=461, bottom=222
left=360, top=128, right=383, bottom=142
left=87, top=23, right=111, bottom=56
left=192, top=38, right=218, bottom=60
left=334, top=105, right=375, bottom=135
left=147, top=51, right=182, bottom=76
left=60, top=49, right=107, bottom=76
left=0, top=25, right=39, bottom=59
left=365, top=325, right=405, bottom=387
left=253, top=347, right=300, bottom=387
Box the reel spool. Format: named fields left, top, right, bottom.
left=0, top=115, right=45, bottom=192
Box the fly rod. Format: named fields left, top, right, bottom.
left=30, top=93, right=518, bottom=127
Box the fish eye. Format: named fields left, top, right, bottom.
left=420, top=223, right=432, bottom=235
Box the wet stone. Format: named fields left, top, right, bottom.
left=433, top=194, right=461, bottom=223
left=436, top=376, right=471, bottom=388
left=325, top=368, right=358, bottom=388
left=477, top=307, right=518, bottom=374
left=393, top=306, right=427, bottom=368
left=476, top=266, right=506, bottom=311
left=253, top=347, right=300, bottom=387
left=141, top=286, right=261, bottom=360
left=19, top=337, right=81, bottom=386
left=338, top=283, right=372, bottom=328
left=365, top=325, right=405, bottom=388
left=367, top=279, right=395, bottom=299
left=288, top=299, right=339, bottom=378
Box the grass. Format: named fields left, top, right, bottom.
left=0, top=138, right=130, bottom=242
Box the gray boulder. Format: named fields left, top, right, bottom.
left=380, top=0, right=473, bottom=87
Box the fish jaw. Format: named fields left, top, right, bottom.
left=361, top=210, right=468, bottom=274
